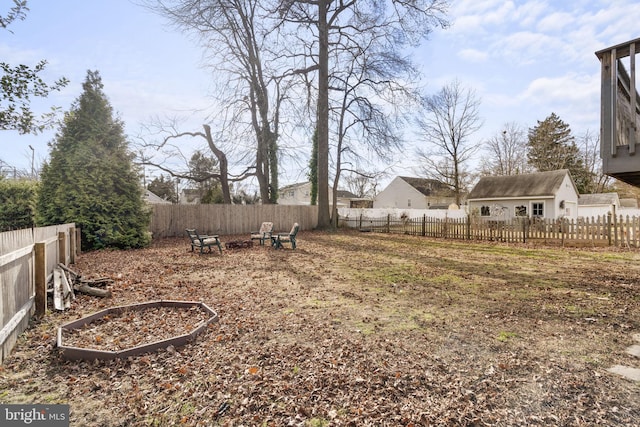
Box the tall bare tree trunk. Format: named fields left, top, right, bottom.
left=203, top=124, right=231, bottom=204
left=316, top=0, right=330, bottom=229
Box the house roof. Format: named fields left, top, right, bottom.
left=399, top=176, right=449, bottom=196
left=336, top=190, right=358, bottom=198
left=578, top=193, right=619, bottom=206
left=620, top=198, right=638, bottom=208
left=144, top=189, right=171, bottom=204
left=467, top=169, right=573, bottom=200
left=279, top=182, right=309, bottom=191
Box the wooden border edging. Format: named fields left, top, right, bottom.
left=57, top=300, right=219, bottom=361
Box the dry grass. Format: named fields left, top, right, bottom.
left=1, top=230, right=639, bottom=426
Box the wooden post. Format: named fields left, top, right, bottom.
left=75, top=228, right=82, bottom=255
left=613, top=205, right=618, bottom=247
left=630, top=42, right=636, bottom=154
left=422, top=214, right=426, bottom=237
left=58, top=232, right=66, bottom=265
left=34, top=242, right=46, bottom=318
left=69, top=228, right=76, bottom=264
left=386, top=214, right=390, bottom=233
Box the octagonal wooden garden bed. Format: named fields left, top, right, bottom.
left=57, top=300, right=218, bottom=361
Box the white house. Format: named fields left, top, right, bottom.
left=278, top=182, right=357, bottom=207
left=578, top=193, right=620, bottom=218
left=466, top=169, right=579, bottom=220
left=373, top=176, right=455, bottom=209
left=144, top=189, right=171, bottom=204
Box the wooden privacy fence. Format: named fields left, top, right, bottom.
left=339, top=213, right=640, bottom=247
left=0, top=224, right=78, bottom=363
left=150, top=204, right=319, bottom=238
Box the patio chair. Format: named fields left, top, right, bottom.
left=250, top=222, right=274, bottom=246
left=185, top=228, right=223, bottom=254
left=273, top=223, right=299, bottom=250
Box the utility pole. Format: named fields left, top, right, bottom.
left=28, top=145, right=35, bottom=179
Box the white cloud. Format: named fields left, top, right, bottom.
left=520, top=73, right=598, bottom=104
left=491, top=31, right=563, bottom=65
left=517, top=72, right=600, bottom=130
left=536, top=12, right=574, bottom=32
left=513, top=1, right=550, bottom=29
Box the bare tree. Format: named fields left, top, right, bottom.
left=578, top=129, right=611, bottom=193
left=416, top=79, right=482, bottom=205
left=136, top=123, right=257, bottom=204
left=479, top=122, right=529, bottom=176
left=278, top=0, right=450, bottom=228
left=145, top=0, right=291, bottom=203
left=327, top=22, right=420, bottom=225
left=343, top=171, right=382, bottom=199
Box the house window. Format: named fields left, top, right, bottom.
left=532, top=202, right=544, bottom=217
left=408, top=199, right=412, bottom=207
left=515, top=205, right=527, bottom=217
left=480, top=206, right=490, bottom=216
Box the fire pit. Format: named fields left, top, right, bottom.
left=225, top=240, right=254, bottom=249
left=57, top=300, right=218, bottom=361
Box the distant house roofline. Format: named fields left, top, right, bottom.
left=467, top=170, right=576, bottom=200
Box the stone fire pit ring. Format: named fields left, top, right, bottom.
left=57, top=300, right=218, bottom=361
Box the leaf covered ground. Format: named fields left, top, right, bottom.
left=1, top=230, right=639, bottom=426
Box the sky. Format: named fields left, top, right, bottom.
left=1, top=0, right=640, bottom=189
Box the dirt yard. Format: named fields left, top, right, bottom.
left=1, top=230, right=639, bottom=426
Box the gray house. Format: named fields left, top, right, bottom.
left=374, top=176, right=455, bottom=209
left=467, top=169, right=579, bottom=220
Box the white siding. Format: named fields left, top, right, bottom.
left=279, top=183, right=339, bottom=206
left=467, top=172, right=579, bottom=221
left=373, top=177, right=427, bottom=209
left=553, top=174, right=579, bottom=220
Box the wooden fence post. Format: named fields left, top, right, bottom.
left=466, top=214, right=471, bottom=240
left=422, top=214, right=426, bottom=237
left=58, top=232, right=66, bottom=265
left=386, top=214, right=390, bottom=233
left=34, top=242, right=46, bottom=318
left=75, top=228, right=82, bottom=255
left=69, top=228, right=76, bottom=264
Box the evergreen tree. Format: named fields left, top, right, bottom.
left=527, top=112, right=592, bottom=193
left=0, top=178, right=38, bottom=231
left=37, top=70, right=150, bottom=250
left=147, top=174, right=177, bottom=203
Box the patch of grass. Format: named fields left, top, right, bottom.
left=496, top=331, right=519, bottom=342
left=180, top=402, right=196, bottom=415
left=352, top=263, right=422, bottom=286
left=307, top=418, right=329, bottom=427
left=430, top=273, right=466, bottom=286
left=353, top=320, right=376, bottom=336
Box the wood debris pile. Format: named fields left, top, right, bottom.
left=49, top=264, right=112, bottom=311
